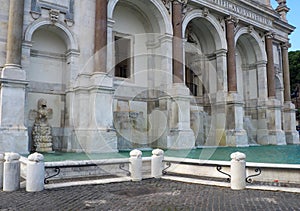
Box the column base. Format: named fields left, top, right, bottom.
left=166, top=129, right=195, bottom=149
left=285, top=131, right=300, bottom=145
left=74, top=129, right=118, bottom=153
left=283, top=102, right=299, bottom=144
left=0, top=128, right=28, bottom=154
left=226, top=129, right=248, bottom=146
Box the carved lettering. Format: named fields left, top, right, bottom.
left=208, top=0, right=272, bottom=26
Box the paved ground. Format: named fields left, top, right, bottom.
left=0, top=179, right=299, bottom=211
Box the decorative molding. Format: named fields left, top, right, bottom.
left=30, top=0, right=74, bottom=26
left=225, top=15, right=239, bottom=27
left=202, top=7, right=209, bottom=17
left=265, top=31, right=275, bottom=39
left=281, top=41, right=291, bottom=50
left=248, top=25, right=254, bottom=33
left=49, top=9, right=60, bottom=23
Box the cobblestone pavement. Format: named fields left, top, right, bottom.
left=0, top=179, right=299, bottom=211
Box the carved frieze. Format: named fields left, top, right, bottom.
left=30, top=0, right=74, bottom=25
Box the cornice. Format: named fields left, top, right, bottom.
left=189, top=0, right=294, bottom=34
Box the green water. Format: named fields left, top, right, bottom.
left=40, top=145, right=300, bottom=164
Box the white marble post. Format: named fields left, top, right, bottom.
left=230, top=152, right=246, bottom=190
left=129, top=149, right=142, bottom=181
left=26, top=153, right=45, bottom=192
left=151, top=149, right=164, bottom=178
left=3, top=152, right=20, bottom=192
left=0, top=153, right=4, bottom=189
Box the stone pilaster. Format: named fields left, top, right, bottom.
left=0, top=0, right=28, bottom=154
left=281, top=42, right=299, bottom=144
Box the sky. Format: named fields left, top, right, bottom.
left=271, top=0, right=300, bottom=51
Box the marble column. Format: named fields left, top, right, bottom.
left=224, top=16, right=247, bottom=146
left=282, top=42, right=291, bottom=102
left=166, top=0, right=195, bottom=149
left=0, top=0, right=28, bottom=154
left=94, top=0, right=107, bottom=73
left=263, top=32, right=286, bottom=145
left=172, top=0, right=184, bottom=83
left=281, top=42, right=299, bottom=144
left=265, top=32, right=276, bottom=98
left=225, top=16, right=237, bottom=92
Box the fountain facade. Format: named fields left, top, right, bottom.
left=0, top=0, right=298, bottom=154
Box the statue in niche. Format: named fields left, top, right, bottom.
left=29, top=98, right=53, bottom=153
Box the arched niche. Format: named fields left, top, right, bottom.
left=23, top=19, right=79, bottom=151
left=182, top=10, right=227, bottom=99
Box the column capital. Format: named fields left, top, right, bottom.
left=265, top=31, right=275, bottom=39
left=225, top=15, right=238, bottom=26
left=281, top=41, right=291, bottom=50
left=171, top=0, right=188, bottom=5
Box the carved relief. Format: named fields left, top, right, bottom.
left=248, top=25, right=254, bottom=33
left=30, top=0, right=74, bottom=26
left=202, top=7, right=209, bottom=17
left=30, top=98, right=53, bottom=153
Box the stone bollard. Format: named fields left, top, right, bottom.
left=230, top=152, right=246, bottom=190
left=0, top=153, right=4, bottom=189
left=3, top=152, right=20, bottom=191
left=129, top=149, right=142, bottom=181
left=151, top=149, right=164, bottom=178
left=26, top=152, right=45, bottom=192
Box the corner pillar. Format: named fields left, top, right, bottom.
left=281, top=42, right=299, bottom=144
left=0, top=0, right=28, bottom=154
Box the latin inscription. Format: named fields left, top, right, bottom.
left=208, top=0, right=273, bottom=26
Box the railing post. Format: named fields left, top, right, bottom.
left=3, top=152, right=20, bottom=191
left=129, top=149, right=142, bottom=181
left=151, top=149, right=164, bottom=178
left=0, top=153, right=4, bottom=189
left=26, top=152, right=45, bottom=192
left=230, top=152, right=246, bottom=190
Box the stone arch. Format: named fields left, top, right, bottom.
left=182, top=9, right=227, bottom=51
left=108, top=0, right=173, bottom=35
left=235, top=27, right=266, bottom=62
left=24, top=19, right=79, bottom=51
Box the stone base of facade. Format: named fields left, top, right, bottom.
left=283, top=102, right=299, bottom=144
left=73, top=129, right=118, bottom=153
left=226, top=129, right=248, bottom=146
left=268, top=130, right=287, bottom=145
left=285, top=131, right=300, bottom=145
left=0, top=128, right=28, bottom=154
left=166, top=129, right=195, bottom=149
